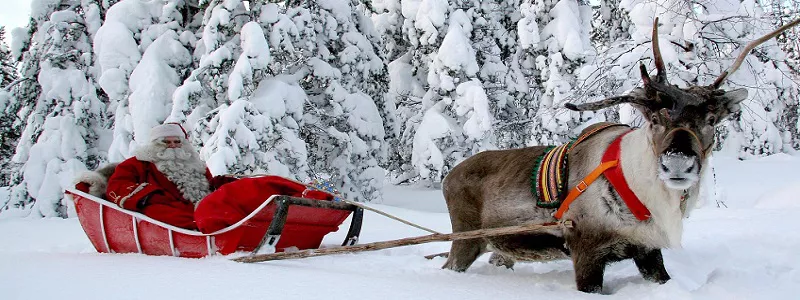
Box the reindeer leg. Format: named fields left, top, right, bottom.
left=442, top=239, right=487, bottom=272
left=633, top=248, right=670, bottom=284
left=572, top=249, right=607, bottom=293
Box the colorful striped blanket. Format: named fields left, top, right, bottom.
left=532, top=142, right=574, bottom=208
left=531, top=123, right=628, bottom=208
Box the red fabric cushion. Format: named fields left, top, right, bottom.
left=194, top=176, right=333, bottom=233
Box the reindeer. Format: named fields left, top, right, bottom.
left=440, top=18, right=800, bottom=293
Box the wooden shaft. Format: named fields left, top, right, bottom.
left=233, top=221, right=571, bottom=263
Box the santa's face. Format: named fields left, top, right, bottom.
left=162, top=136, right=182, bottom=149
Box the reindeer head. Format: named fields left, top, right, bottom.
left=567, top=17, right=800, bottom=190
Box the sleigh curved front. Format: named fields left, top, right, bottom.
left=66, top=187, right=362, bottom=259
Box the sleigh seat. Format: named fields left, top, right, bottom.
left=66, top=176, right=363, bottom=258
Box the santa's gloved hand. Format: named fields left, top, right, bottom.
left=136, top=195, right=151, bottom=210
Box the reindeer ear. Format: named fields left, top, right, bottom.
left=626, top=88, right=653, bottom=114
left=720, top=88, right=748, bottom=114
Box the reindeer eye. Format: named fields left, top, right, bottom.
left=707, top=115, right=717, bottom=125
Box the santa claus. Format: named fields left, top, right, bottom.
left=105, top=123, right=213, bottom=230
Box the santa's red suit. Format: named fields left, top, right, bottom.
left=102, top=123, right=333, bottom=232
left=106, top=157, right=214, bottom=230
left=106, top=124, right=217, bottom=230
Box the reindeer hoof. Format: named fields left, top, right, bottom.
left=645, top=272, right=671, bottom=284
left=577, top=283, right=603, bottom=294
left=488, top=252, right=515, bottom=269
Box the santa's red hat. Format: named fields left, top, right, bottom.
left=150, top=123, right=189, bottom=142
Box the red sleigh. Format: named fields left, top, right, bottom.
left=65, top=178, right=364, bottom=258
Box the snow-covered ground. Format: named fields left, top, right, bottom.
left=1, top=155, right=799, bottom=299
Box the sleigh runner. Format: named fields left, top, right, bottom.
left=66, top=178, right=364, bottom=258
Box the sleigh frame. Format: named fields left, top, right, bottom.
left=66, top=188, right=364, bottom=258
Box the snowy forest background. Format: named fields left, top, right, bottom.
left=0, top=0, right=798, bottom=218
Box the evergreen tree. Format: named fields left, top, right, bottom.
left=575, top=0, right=633, bottom=123
left=168, top=0, right=249, bottom=132
left=411, top=7, right=496, bottom=185
left=373, top=0, right=428, bottom=183
left=764, top=0, right=800, bottom=150
left=472, top=0, right=528, bottom=149
left=0, top=26, right=20, bottom=184
left=713, top=0, right=800, bottom=157
left=378, top=0, right=522, bottom=185
left=263, top=0, right=390, bottom=201
left=3, top=0, right=109, bottom=217
left=98, top=0, right=199, bottom=161
left=0, top=19, right=40, bottom=188
left=195, top=20, right=310, bottom=180
left=0, top=27, right=16, bottom=87
left=519, top=0, right=594, bottom=146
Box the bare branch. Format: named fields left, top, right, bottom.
left=1, top=77, right=36, bottom=92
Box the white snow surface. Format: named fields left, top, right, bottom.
left=1, top=156, right=800, bottom=299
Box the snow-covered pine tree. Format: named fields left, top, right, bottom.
left=764, top=1, right=800, bottom=151
left=471, top=0, right=528, bottom=150
left=372, top=0, right=413, bottom=62
left=591, top=0, right=631, bottom=48
left=412, top=7, right=499, bottom=185
left=519, top=0, right=594, bottom=146
left=0, top=27, right=16, bottom=87
left=195, top=19, right=311, bottom=180
left=0, top=19, right=42, bottom=189
left=710, top=0, right=800, bottom=157
left=378, top=0, right=525, bottom=184
left=94, top=0, right=144, bottom=162
left=128, top=30, right=192, bottom=143
left=168, top=0, right=249, bottom=131
left=372, top=0, right=429, bottom=183
left=3, top=0, right=109, bottom=218
left=97, top=0, right=198, bottom=161
left=0, top=26, right=20, bottom=184
left=577, top=0, right=633, bottom=123
left=263, top=0, right=389, bottom=201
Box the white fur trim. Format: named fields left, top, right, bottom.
left=149, top=124, right=186, bottom=142
left=74, top=171, right=109, bottom=198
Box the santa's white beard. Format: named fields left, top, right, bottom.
left=155, top=147, right=194, bottom=161
left=136, top=143, right=211, bottom=204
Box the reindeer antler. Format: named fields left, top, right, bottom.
left=651, top=17, right=667, bottom=83
left=640, top=18, right=668, bottom=85
left=567, top=18, right=668, bottom=112
left=710, top=18, right=800, bottom=89
left=565, top=96, right=653, bottom=111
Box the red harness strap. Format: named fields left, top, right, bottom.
left=554, top=131, right=652, bottom=221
